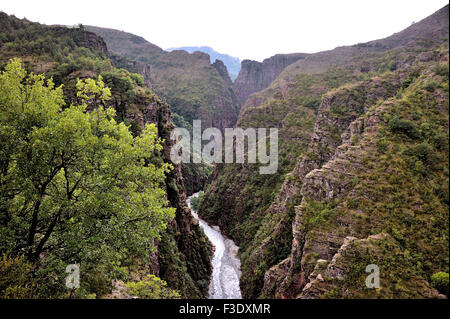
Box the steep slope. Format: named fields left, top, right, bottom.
left=199, top=5, right=449, bottom=298
left=167, top=46, right=241, bottom=81
left=0, top=13, right=212, bottom=298
left=233, top=53, right=309, bottom=105
left=86, top=26, right=241, bottom=133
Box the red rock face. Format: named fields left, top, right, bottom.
left=233, top=53, right=309, bottom=105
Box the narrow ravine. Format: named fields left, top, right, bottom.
left=187, top=193, right=242, bottom=299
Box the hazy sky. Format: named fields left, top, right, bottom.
left=1, top=0, right=448, bottom=61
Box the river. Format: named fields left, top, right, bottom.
left=186, top=193, right=242, bottom=299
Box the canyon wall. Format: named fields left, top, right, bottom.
left=199, top=5, right=449, bottom=299
left=233, top=53, right=308, bottom=105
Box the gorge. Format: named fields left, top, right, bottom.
left=0, top=3, right=448, bottom=300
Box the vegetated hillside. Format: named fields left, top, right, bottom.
left=0, top=12, right=211, bottom=298
left=86, top=26, right=241, bottom=133
left=233, top=53, right=309, bottom=105
left=167, top=46, right=241, bottom=82
left=199, top=5, right=449, bottom=299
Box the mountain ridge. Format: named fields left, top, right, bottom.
left=86, top=25, right=241, bottom=134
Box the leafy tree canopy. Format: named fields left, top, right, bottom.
left=0, top=58, right=175, bottom=297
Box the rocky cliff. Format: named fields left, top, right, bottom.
left=167, top=46, right=241, bottom=81
left=85, top=25, right=164, bottom=61
left=154, top=100, right=212, bottom=298
left=96, top=47, right=213, bottom=300
left=233, top=53, right=308, bottom=105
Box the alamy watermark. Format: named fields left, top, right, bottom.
left=170, top=120, right=278, bottom=174
left=365, top=264, right=380, bottom=289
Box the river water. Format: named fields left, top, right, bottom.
left=187, top=193, right=242, bottom=299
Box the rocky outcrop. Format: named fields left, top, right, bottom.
left=75, top=30, right=108, bottom=55
left=264, top=45, right=448, bottom=298
left=233, top=53, right=308, bottom=105
left=159, top=100, right=212, bottom=296
left=110, top=53, right=153, bottom=88
left=233, top=60, right=262, bottom=105
left=299, top=234, right=441, bottom=299
left=181, top=163, right=209, bottom=196
left=209, top=59, right=241, bottom=132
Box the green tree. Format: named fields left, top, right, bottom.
left=126, top=275, right=181, bottom=299
left=0, top=58, right=175, bottom=297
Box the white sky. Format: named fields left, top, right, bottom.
left=1, top=0, right=448, bottom=61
